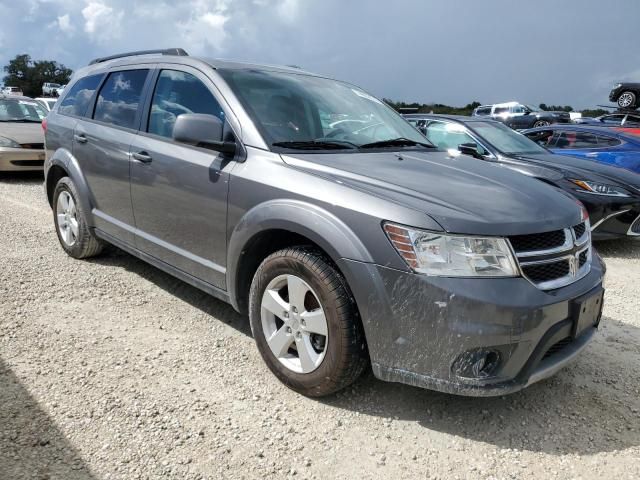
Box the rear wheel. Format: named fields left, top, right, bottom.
left=249, top=247, right=368, bottom=397
left=617, top=91, right=637, bottom=109
left=533, top=120, right=551, bottom=128
left=53, top=177, right=104, bottom=259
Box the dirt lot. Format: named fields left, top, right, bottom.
left=1, top=172, right=639, bottom=480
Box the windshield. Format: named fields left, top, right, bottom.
left=0, top=99, right=47, bottom=122
left=525, top=105, right=539, bottom=112
left=472, top=121, right=548, bottom=155
left=219, top=69, right=430, bottom=150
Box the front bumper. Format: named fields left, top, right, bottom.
left=577, top=191, right=640, bottom=239
left=0, top=147, right=45, bottom=172
left=339, top=255, right=604, bottom=396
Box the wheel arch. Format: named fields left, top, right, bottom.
left=46, top=149, right=95, bottom=227
left=227, top=200, right=374, bottom=314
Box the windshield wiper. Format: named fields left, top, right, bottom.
left=272, top=140, right=357, bottom=150
left=359, top=137, right=434, bottom=149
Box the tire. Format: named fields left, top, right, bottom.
left=617, top=91, right=637, bottom=109
left=249, top=246, right=368, bottom=397
left=52, top=177, right=104, bottom=259
left=533, top=120, right=551, bottom=128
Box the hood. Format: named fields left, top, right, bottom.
left=0, top=122, right=45, bottom=145
left=517, top=153, right=640, bottom=193
left=281, top=150, right=582, bottom=236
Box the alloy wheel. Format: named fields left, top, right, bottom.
left=260, top=274, right=328, bottom=374
left=533, top=120, right=550, bottom=127
left=56, top=191, right=79, bottom=247
left=618, top=92, right=635, bottom=108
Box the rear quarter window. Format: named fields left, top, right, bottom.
left=58, top=74, right=104, bottom=117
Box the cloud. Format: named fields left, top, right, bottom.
left=57, top=14, right=74, bottom=34
left=82, top=1, right=124, bottom=43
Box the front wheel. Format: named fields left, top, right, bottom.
left=533, top=120, right=551, bottom=128
left=249, top=247, right=368, bottom=397
left=617, top=91, right=637, bottom=109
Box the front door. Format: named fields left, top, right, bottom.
left=130, top=67, right=235, bottom=289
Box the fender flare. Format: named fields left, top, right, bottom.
left=48, top=149, right=96, bottom=227
left=226, top=199, right=374, bottom=311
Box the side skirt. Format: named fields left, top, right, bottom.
left=94, top=228, right=232, bottom=305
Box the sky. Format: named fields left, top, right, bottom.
left=0, top=0, right=638, bottom=109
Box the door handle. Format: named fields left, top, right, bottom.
left=74, top=134, right=88, bottom=144
left=132, top=151, right=152, bottom=163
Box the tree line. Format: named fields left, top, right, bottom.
left=3, top=54, right=72, bottom=97
left=384, top=99, right=608, bottom=118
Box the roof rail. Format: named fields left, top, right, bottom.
left=89, top=48, right=189, bottom=65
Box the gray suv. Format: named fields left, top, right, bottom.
left=43, top=49, right=605, bottom=397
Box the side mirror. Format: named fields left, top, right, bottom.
left=173, top=113, right=236, bottom=155
left=458, top=142, right=485, bottom=158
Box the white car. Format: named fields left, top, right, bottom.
left=54, top=84, right=66, bottom=97
left=42, top=82, right=62, bottom=97
left=34, top=97, right=57, bottom=111
left=2, top=86, right=23, bottom=96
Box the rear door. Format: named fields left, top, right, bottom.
left=72, top=68, right=152, bottom=245
left=129, top=65, right=237, bottom=289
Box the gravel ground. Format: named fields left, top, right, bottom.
left=1, top=172, right=639, bottom=480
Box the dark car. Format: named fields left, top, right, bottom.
left=472, top=102, right=571, bottom=130
left=574, top=112, right=640, bottom=127
left=523, top=124, right=640, bottom=175
left=609, top=83, right=640, bottom=109
left=406, top=114, right=640, bottom=240
left=43, top=49, right=605, bottom=398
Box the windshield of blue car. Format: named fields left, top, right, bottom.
left=219, top=68, right=432, bottom=150
left=0, top=99, right=47, bottom=122
left=472, top=121, right=549, bottom=155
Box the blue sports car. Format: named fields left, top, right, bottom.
left=523, top=124, right=640, bottom=174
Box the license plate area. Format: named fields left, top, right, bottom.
left=571, top=288, right=604, bottom=338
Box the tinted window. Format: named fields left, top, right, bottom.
left=554, top=132, right=599, bottom=149
left=475, top=107, right=491, bottom=116
left=58, top=74, right=103, bottom=117
left=93, top=70, right=149, bottom=129
left=624, top=115, right=640, bottom=127
left=148, top=70, right=224, bottom=138
left=511, top=105, right=525, bottom=113
left=601, top=114, right=625, bottom=125
left=597, top=135, right=622, bottom=147
left=493, top=107, right=509, bottom=115
left=424, top=121, right=475, bottom=150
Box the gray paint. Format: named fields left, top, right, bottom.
left=44, top=53, right=604, bottom=396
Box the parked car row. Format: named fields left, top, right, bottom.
left=30, top=48, right=614, bottom=401
left=472, top=102, right=572, bottom=129
left=405, top=114, right=640, bottom=240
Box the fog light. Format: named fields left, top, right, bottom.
left=452, top=349, right=501, bottom=379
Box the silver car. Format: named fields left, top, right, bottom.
left=0, top=95, right=47, bottom=171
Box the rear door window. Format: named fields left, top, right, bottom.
left=93, top=70, right=149, bottom=129
left=57, top=74, right=103, bottom=117
left=554, top=131, right=599, bottom=149
left=596, top=135, right=622, bottom=147
left=493, top=106, right=509, bottom=115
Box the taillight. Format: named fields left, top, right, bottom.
left=42, top=118, right=47, bottom=132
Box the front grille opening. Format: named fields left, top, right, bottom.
left=542, top=337, right=573, bottom=361
left=579, top=250, right=588, bottom=268
left=509, top=229, right=566, bottom=253
left=573, top=223, right=586, bottom=240
left=522, top=260, right=570, bottom=284
left=9, top=160, right=44, bottom=167
left=20, top=143, right=44, bottom=150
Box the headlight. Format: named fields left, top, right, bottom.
left=383, top=223, right=519, bottom=277
left=0, top=136, right=20, bottom=148
left=614, top=83, right=622, bottom=88
left=571, top=179, right=630, bottom=197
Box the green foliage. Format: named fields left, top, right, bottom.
left=3, top=54, right=73, bottom=97
left=383, top=98, right=483, bottom=116
left=580, top=109, right=609, bottom=118
left=538, top=103, right=574, bottom=112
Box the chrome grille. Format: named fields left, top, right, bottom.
left=509, top=221, right=592, bottom=290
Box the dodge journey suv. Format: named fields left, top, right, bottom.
left=43, top=49, right=605, bottom=397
